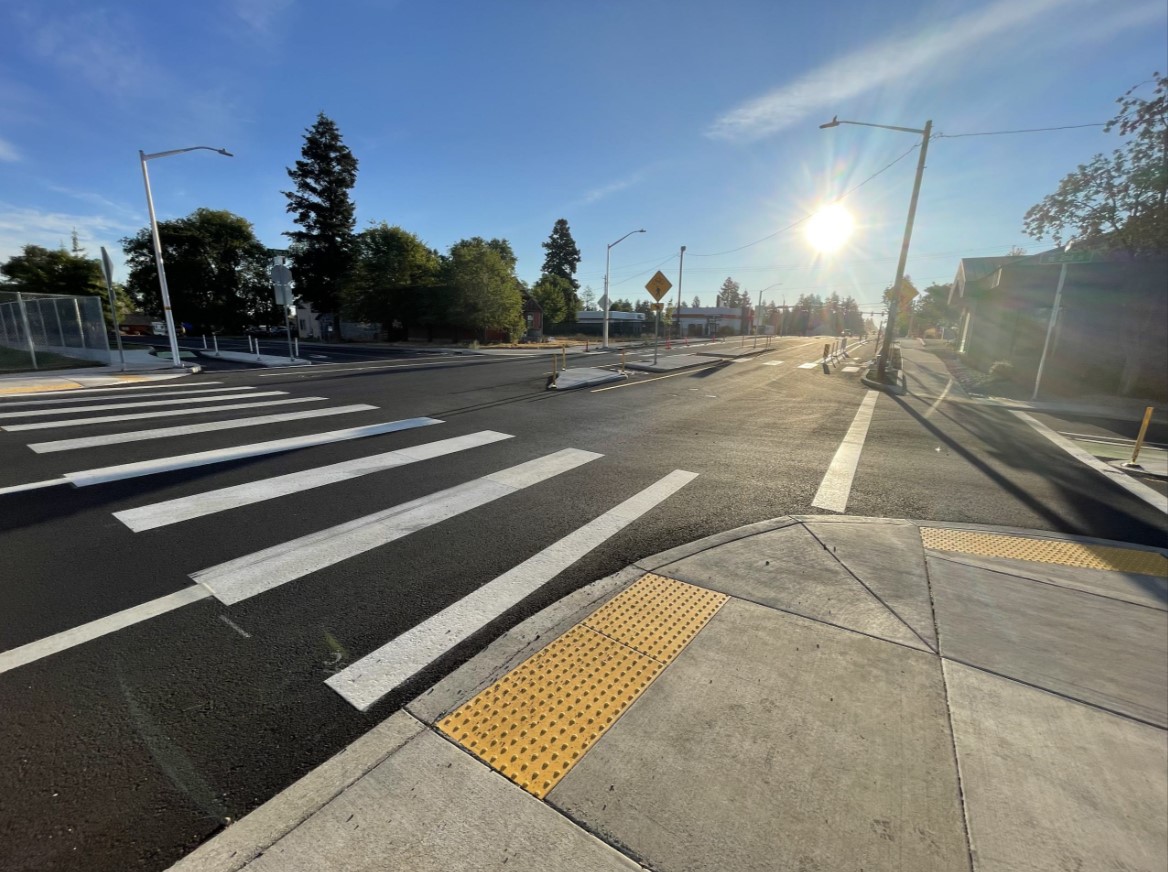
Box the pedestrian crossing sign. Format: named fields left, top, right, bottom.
left=645, top=271, right=672, bottom=301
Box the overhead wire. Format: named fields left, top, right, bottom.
left=685, top=141, right=922, bottom=258
left=935, top=122, right=1105, bottom=138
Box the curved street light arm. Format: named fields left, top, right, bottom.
left=819, top=118, right=926, bottom=136
left=141, top=146, right=233, bottom=161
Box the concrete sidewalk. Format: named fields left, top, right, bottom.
left=0, top=365, right=195, bottom=396
left=172, top=517, right=1168, bottom=872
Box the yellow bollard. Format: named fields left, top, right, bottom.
left=562, top=345, right=567, bottom=369
left=1128, top=406, right=1155, bottom=466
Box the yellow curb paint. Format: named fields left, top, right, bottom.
left=0, top=375, right=152, bottom=396
left=921, top=528, right=1167, bottom=576
left=438, top=573, right=727, bottom=798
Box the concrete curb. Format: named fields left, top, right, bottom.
left=548, top=367, right=628, bottom=390
left=166, top=514, right=1168, bottom=872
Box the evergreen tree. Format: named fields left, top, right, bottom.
left=541, top=218, right=581, bottom=321
left=283, top=112, right=359, bottom=338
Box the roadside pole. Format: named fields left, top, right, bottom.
left=644, top=270, right=673, bottom=367
left=653, top=303, right=662, bottom=365
left=271, top=258, right=295, bottom=363
left=1032, top=262, right=1067, bottom=400
left=99, top=247, right=126, bottom=372
left=16, top=292, right=37, bottom=371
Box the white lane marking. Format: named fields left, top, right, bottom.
left=0, top=586, right=212, bottom=675
left=842, top=366, right=860, bottom=373
left=219, top=615, right=252, bottom=639
left=762, top=361, right=785, bottom=366
left=797, top=362, right=818, bottom=369
left=63, top=418, right=441, bottom=487
left=192, top=448, right=602, bottom=605
left=811, top=390, right=879, bottom=513
left=1012, top=411, right=1168, bottom=514
left=0, top=381, right=223, bottom=400
left=326, top=469, right=699, bottom=710
left=117, top=430, right=514, bottom=531
left=28, top=404, right=378, bottom=453
left=4, top=396, right=323, bottom=431
left=0, top=390, right=282, bottom=419
left=0, top=386, right=255, bottom=408
left=0, top=478, right=67, bottom=496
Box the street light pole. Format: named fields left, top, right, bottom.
left=139, top=145, right=233, bottom=369
left=675, top=245, right=686, bottom=340
left=819, top=116, right=932, bottom=383
left=601, top=228, right=645, bottom=350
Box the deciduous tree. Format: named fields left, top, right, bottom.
left=345, top=224, right=441, bottom=339
left=122, top=208, right=276, bottom=332
left=1024, top=73, right=1167, bottom=257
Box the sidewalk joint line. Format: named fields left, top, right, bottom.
left=940, top=655, right=1167, bottom=732
left=801, top=521, right=938, bottom=653
left=926, top=552, right=1167, bottom=612
left=925, top=553, right=977, bottom=871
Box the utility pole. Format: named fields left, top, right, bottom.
left=675, top=245, right=686, bottom=340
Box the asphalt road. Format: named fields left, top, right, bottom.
left=1, top=338, right=1164, bottom=871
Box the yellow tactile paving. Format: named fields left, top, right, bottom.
left=920, top=527, right=1168, bottom=576
left=0, top=376, right=152, bottom=396
left=584, top=572, right=728, bottom=662
left=438, top=574, right=728, bottom=799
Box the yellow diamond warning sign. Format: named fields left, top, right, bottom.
left=645, top=271, right=673, bottom=301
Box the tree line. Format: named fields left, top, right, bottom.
left=3, top=75, right=1160, bottom=337
left=0, top=113, right=586, bottom=341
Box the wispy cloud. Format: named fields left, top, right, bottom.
left=232, top=0, right=295, bottom=35
left=46, top=185, right=140, bottom=220
left=579, top=170, right=646, bottom=206
left=0, top=203, right=140, bottom=264
left=17, top=8, right=157, bottom=98
left=0, top=136, right=18, bottom=162
left=706, top=0, right=1110, bottom=142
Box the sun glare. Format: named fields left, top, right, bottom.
left=805, top=204, right=854, bottom=253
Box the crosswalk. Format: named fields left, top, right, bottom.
left=0, top=379, right=698, bottom=713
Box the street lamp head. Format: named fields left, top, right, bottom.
left=819, top=116, right=840, bottom=129
left=217, top=148, right=234, bottom=157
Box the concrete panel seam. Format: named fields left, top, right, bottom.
left=800, top=521, right=938, bottom=653
left=940, top=656, right=1167, bottom=732
left=928, top=552, right=1167, bottom=613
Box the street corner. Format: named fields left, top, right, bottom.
left=434, top=571, right=728, bottom=799
left=0, top=372, right=186, bottom=396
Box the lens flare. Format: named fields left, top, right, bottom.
left=805, top=204, right=854, bottom=253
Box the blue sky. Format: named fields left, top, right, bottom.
left=1, top=0, right=1164, bottom=314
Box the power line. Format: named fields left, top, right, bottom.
left=686, top=142, right=921, bottom=258
left=935, top=122, right=1105, bottom=138
left=610, top=252, right=678, bottom=288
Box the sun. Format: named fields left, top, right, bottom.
left=805, top=204, right=854, bottom=253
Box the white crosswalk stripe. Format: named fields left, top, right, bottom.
left=0, top=390, right=283, bottom=419
left=115, top=430, right=513, bottom=531
left=64, top=418, right=441, bottom=487
left=1, top=381, right=696, bottom=693
left=28, top=405, right=378, bottom=453
left=191, top=448, right=602, bottom=605
left=326, top=468, right=699, bottom=710
left=3, top=396, right=325, bottom=431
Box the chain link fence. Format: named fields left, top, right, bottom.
left=0, top=291, right=112, bottom=368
